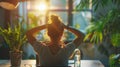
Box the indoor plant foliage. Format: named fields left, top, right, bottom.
left=0, top=19, right=26, bottom=52
left=82, top=7, right=120, bottom=67
left=0, top=18, right=27, bottom=66
left=109, top=54, right=120, bottom=67
left=77, top=0, right=120, bottom=66
left=84, top=8, right=120, bottom=47
left=76, top=0, right=120, bottom=11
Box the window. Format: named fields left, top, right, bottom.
left=17, top=0, right=92, bottom=60
left=19, top=0, right=92, bottom=40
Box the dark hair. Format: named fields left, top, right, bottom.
left=47, top=14, right=64, bottom=41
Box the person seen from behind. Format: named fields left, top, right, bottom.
left=26, top=14, right=84, bottom=66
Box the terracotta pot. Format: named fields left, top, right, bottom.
left=9, top=51, right=22, bottom=67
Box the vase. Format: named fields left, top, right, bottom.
left=9, top=51, right=22, bottom=67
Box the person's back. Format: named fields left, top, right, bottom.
left=26, top=14, right=84, bottom=66
left=35, top=41, right=76, bottom=66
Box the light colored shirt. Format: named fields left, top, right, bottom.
left=32, top=41, right=76, bottom=66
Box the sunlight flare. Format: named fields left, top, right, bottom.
left=37, top=2, right=48, bottom=11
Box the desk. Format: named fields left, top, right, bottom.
left=0, top=60, right=104, bottom=67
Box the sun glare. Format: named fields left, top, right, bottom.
left=37, top=3, right=47, bottom=11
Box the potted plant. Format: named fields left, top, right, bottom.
left=76, top=0, right=120, bottom=66
left=82, top=8, right=120, bottom=67
left=83, top=8, right=120, bottom=50
left=0, top=18, right=27, bottom=67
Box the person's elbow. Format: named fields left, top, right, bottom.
left=74, top=34, right=84, bottom=47
left=26, top=31, right=36, bottom=44
left=78, top=32, right=85, bottom=40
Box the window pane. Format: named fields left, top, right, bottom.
left=27, top=11, right=46, bottom=29
left=27, top=0, right=48, bottom=11
left=50, top=0, right=68, bottom=9
left=73, top=0, right=81, bottom=9
left=73, top=0, right=91, bottom=10
left=73, top=11, right=91, bottom=34
left=27, top=1, right=39, bottom=10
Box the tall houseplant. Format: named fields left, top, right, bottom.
left=76, top=0, right=120, bottom=66
left=0, top=18, right=27, bottom=67
left=83, top=1, right=120, bottom=54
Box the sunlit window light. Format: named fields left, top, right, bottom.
left=36, top=2, right=48, bottom=11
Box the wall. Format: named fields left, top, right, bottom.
left=0, top=8, right=10, bottom=59
left=0, top=8, right=5, bottom=43
left=0, top=8, right=5, bottom=27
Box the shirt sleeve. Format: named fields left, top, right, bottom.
left=65, top=42, right=76, bottom=56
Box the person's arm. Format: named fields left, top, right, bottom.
left=26, top=25, right=47, bottom=45
left=64, top=25, right=84, bottom=47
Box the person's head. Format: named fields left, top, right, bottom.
left=47, top=14, right=64, bottom=43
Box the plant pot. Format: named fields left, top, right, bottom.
left=9, top=51, right=22, bottom=67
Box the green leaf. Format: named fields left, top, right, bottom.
left=0, top=17, right=27, bottom=52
